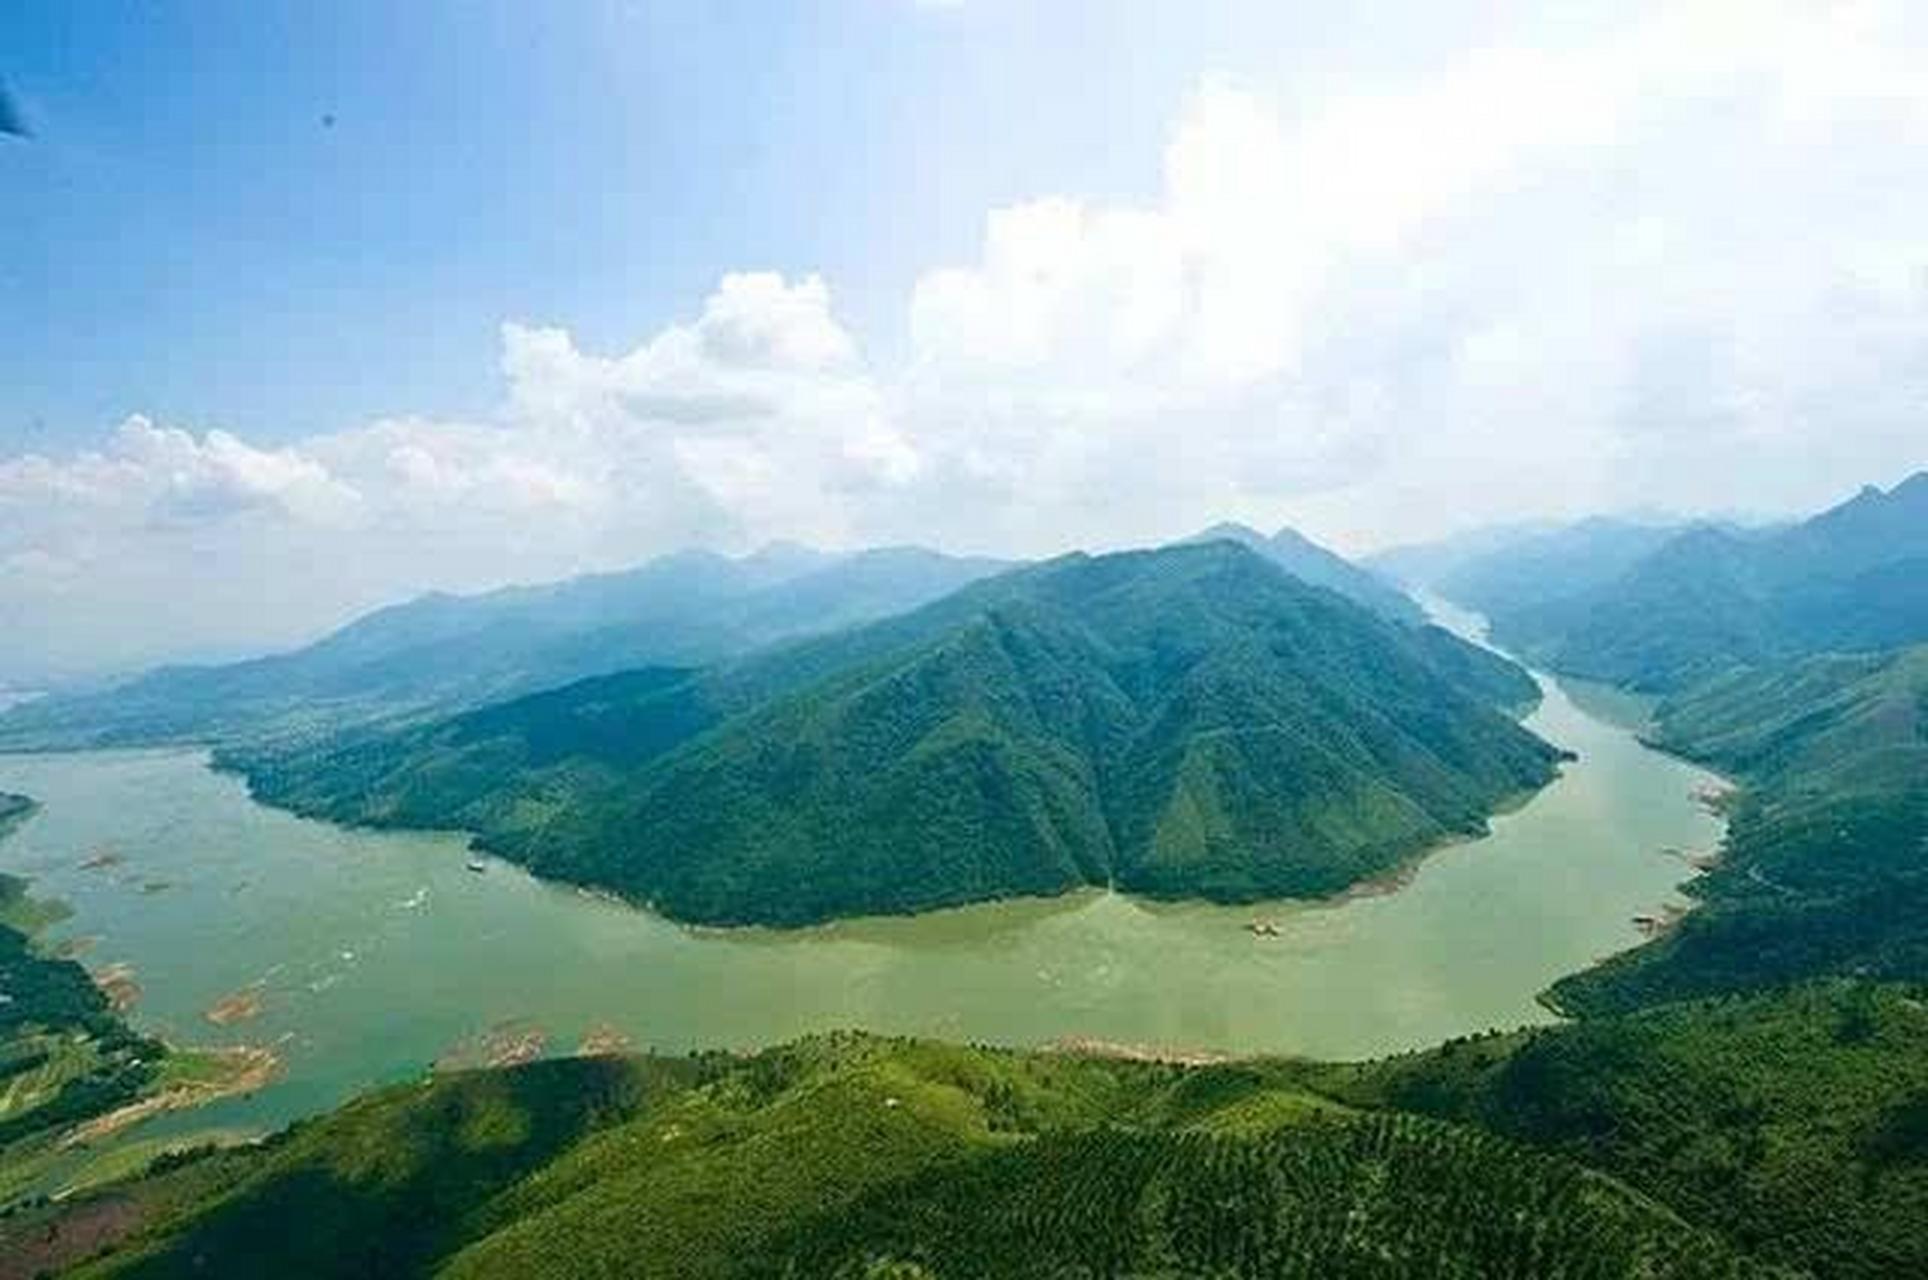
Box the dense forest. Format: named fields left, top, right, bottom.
left=1549, top=645, right=1928, bottom=1013
left=9, top=1032, right=1764, bottom=1279
left=230, top=542, right=1559, bottom=925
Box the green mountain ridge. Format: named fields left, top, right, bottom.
left=234, top=542, right=1560, bottom=926
left=1486, top=473, right=1928, bottom=691
left=1549, top=643, right=1928, bottom=1014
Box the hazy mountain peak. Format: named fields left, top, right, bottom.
left=1185, top=521, right=1422, bottom=625
left=1191, top=521, right=1270, bottom=548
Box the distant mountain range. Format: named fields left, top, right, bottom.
left=0, top=522, right=1425, bottom=752
left=1371, top=517, right=1692, bottom=624
left=235, top=541, right=1555, bottom=926
left=1381, top=472, right=1928, bottom=692
left=1493, top=474, right=1928, bottom=690
left=0, top=544, right=1009, bottom=750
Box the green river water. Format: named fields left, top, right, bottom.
left=0, top=649, right=1723, bottom=1155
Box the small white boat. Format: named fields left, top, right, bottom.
left=465, top=858, right=488, bottom=874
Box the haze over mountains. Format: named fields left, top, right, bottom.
left=0, top=521, right=1422, bottom=750
left=0, top=544, right=1007, bottom=750
left=1393, top=472, right=1928, bottom=692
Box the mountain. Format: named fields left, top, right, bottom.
left=1482, top=474, right=1928, bottom=690
left=0, top=544, right=1008, bottom=751
left=1190, top=522, right=1425, bottom=624
left=1550, top=644, right=1928, bottom=1015
left=1376, top=517, right=1690, bottom=623
left=27, top=1033, right=1755, bottom=1280
left=236, top=542, right=1560, bottom=926
left=1365, top=519, right=1561, bottom=588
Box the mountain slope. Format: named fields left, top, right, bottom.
left=1550, top=645, right=1928, bottom=1013
left=1191, top=522, right=1425, bottom=624
left=41, top=1034, right=1753, bottom=1280
left=240, top=543, right=1560, bottom=926
left=1491, top=473, right=1928, bottom=690
left=0, top=545, right=1006, bottom=751
left=1324, top=981, right=1928, bottom=1280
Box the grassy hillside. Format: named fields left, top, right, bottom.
left=1322, top=982, right=1928, bottom=1280
left=0, top=546, right=1006, bottom=752
left=235, top=543, right=1560, bottom=926
left=37, top=1034, right=1752, bottom=1280
left=1485, top=473, right=1928, bottom=692
left=1550, top=646, right=1928, bottom=1013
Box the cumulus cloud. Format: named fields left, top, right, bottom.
left=2, top=274, right=909, bottom=677
left=889, top=2, right=1928, bottom=551
left=5, top=0, right=1928, bottom=678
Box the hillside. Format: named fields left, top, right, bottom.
left=1322, top=982, right=1928, bottom=1280
left=15, top=1033, right=1754, bottom=1279
left=1549, top=645, right=1928, bottom=1014
left=236, top=543, right=1560, bottom=926
left=0, top=545, right=1007, bottom=752
left=1190, top=522, right=1425, bottom=624
left=1486, top=473, right=1928, bottom=691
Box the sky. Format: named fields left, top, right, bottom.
left=3, top=0, right=1926, bottom=681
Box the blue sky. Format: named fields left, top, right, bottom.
left=3, top=0, right=1490, bottom=450
left=3, top=2, right=1925, bottom=679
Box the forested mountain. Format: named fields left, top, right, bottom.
left=1483, top=473, right=1928, bottom=690
left=18, top=1033, right=1757, bottom=1280
left=1549, top=644, right=1928, bottom=1014
left=0, top=545, right=1007, bottom=751
left=1189, top=522, right=1425, bottom=624
left=234, top=542, right=1559, bottom=925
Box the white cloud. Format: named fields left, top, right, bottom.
left=886, top=0, right=1928, bottom=551
left=2, top=275, right=910, bottom=677
left=5, top=0, right=1928, bottom=678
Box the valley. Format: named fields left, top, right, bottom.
left=0, top=641, right=1721, bottom=1189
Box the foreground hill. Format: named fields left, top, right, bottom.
left=1322, top=981, right=1928, bottom=1280
left=1550, top=644, right=1928, bottom=1014
left=1487, top=473, right=1928, bottom=691
left=0, top=545, right=1006, bottom=751
left=237, top=542, right=1560, bottom=926
left=16, top=1033, right=1756, bottom=1279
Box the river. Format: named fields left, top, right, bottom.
left=0, top=641, right=1723, bottom=1151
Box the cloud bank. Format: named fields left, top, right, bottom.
left=6, top=0, right=1927, bottom=679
